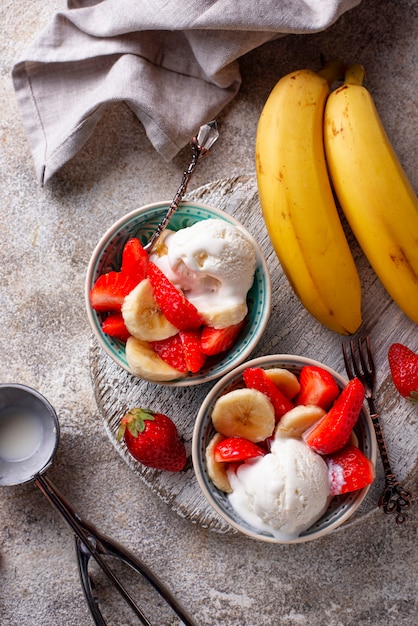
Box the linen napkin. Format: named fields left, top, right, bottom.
left=12, top=0, right=361, bottom=184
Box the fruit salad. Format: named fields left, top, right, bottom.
left=205, top=365, right=375, bottom=539
left=89, top=219, right=257, bottom=382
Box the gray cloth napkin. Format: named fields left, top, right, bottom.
left=12, top=0, right=361, bottom=184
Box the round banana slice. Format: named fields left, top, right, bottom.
left=200, top=302, right=248, bottom=330
left=121, top=278, right=178, bottom=341
left=275, top=404, right=325, bottom=438
left=264, top=367, right=301, bottom=399
left=125, top=336, right=186, bottom=382
left=149, top=228, right=174, bottom=257
left=211, top=388, right=275, bottom=443
left=205, top=432, right=232, bottom=493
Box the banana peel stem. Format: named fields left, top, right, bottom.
left=317, top=58, right=346, bottom=87
left=345, top=64, right=365, bottom=86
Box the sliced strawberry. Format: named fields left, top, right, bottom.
left=326, top=444, right=375, bottom=495
left=179, top=330, right=206, bottom=373
left=101, top=313, right=131, bottom=342
left=296, top=365, right=340, bottom=410
left=243, top=367, right=294, bottom=421
left=90, top=271, right=136, bottom=312
left=151, top=334, right=187, bottom=372
left=147, top=262, right=203, bottom=330
left=121, top=237, right=149, bottom=284
left=200, top=321, right=245, bottom=356
left=214, top=437, right=266, bottom=463
left=303, top=377, right=365, bottom=455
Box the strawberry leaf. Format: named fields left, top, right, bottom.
left=117, top=408, right=155, bottom=441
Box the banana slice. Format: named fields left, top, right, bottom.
left=150, top=228, right=174, bottom=257
left=264, top=367, right=301, bottom=399
left=199, top=302, right=248, bottom=330
left=275, top=405, right=325, bottom=438
left=121, top=278, right=178, bottom=341
left=205, top=432, right=232, bottom=493
left=125, top=336, right=186, bottom=382
left=211, top=388, right=275, bottom=443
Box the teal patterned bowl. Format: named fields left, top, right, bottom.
left=192, top=354, right=377, bottom=543
left=85, top=201, right=271, bottom=386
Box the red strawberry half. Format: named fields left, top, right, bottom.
left=179, top=330, right=206, bottom=373
left=303, top=377, right=365, bottom=455
left=201, top=321, right=245, bottom=356
left=117, top=408, right=186, bottom=472
left=90, top=271, right=136, bottom=312
left=243, top=367, right=294, bottom=421
left=214, top=437, right=266, bottom=463
left=152, top=331, right=206, bottom=374
left=326, top=444, right=375, bottom=496
left=121, top=237, right=149, bottom=284
left=296, top=365, right=340, bottom=410
left=101, top=312, right=131, bottom=342
left=147, top=262, right=203, bottom=330
left=388, top=343, right=418, bottom=403
left=152, top=334, right=187, bottom=372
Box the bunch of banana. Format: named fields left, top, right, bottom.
left=256, top=59, right=362, bottom=335
left=324, top=64, right=418, bottom=325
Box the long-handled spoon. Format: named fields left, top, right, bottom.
left=143, top=120, right=219, bottom=252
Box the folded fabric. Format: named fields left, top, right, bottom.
left=12, top=0, right=361, bottom=184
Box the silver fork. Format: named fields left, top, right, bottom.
left=342, top=335, right=413, bottom=524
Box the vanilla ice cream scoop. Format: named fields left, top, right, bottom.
left=227, top=438, right=330, bottom=539
left=150, top=219, right=257, bottom=328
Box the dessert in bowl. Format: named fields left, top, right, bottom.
left=85, top=201, right=271, bottom=386
left=192, top=354, right=377, bottom=543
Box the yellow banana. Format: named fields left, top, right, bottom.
left=324, top=65, right=418, bottom=325
left=256, top=61, right=362, bottom=335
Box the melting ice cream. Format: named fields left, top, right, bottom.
left=227, top=437, right=330, bottom=539
left=150, top=219, right=257, bottom=328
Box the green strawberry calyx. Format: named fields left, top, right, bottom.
left=408, top=390, right=418, bottom=404
left=117, top=408, right=156, bottom=441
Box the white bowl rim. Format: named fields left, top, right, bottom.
left=192, top=353, right=378, bottom=544
left=85, top=200, right=272, bottom=387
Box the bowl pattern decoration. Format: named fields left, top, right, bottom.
left=192, top=354, right=377, bottom=543
left=86, top=201, right=271, bottom=386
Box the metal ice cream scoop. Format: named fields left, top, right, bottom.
left=0, top=383, right=197, bottom=626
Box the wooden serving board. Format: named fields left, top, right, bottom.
left=90, top=176, right=417, bottom=534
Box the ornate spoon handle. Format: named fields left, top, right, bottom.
left=143, top=121, right=219, bottom=252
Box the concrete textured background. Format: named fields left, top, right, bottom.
left=1, top=1, right=417, bottom=625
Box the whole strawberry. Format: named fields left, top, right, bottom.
left=388, top=343, right=418, bottom=403
left=117, top=408, right=187, bottom=471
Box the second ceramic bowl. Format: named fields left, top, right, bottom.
left=192, top=354, right=377, bottom=543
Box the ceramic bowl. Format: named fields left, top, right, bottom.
left=192, top=354, right=377, bottom=543
left=85, top=201, right=271, bottom=386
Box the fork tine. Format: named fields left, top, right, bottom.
left=363, top=335, right=376, bottom=377
left=342, top=335, right=376, bottom=387
left=360, top=335, right=376, bottom=386
left=349, top=339, right=363, bottom=379
left=358, top=336, right=369, bottom=375
left=342, top=340, right=355, bottom=379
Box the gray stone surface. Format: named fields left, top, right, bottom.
left=1, top=1, right=417, bottom=625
